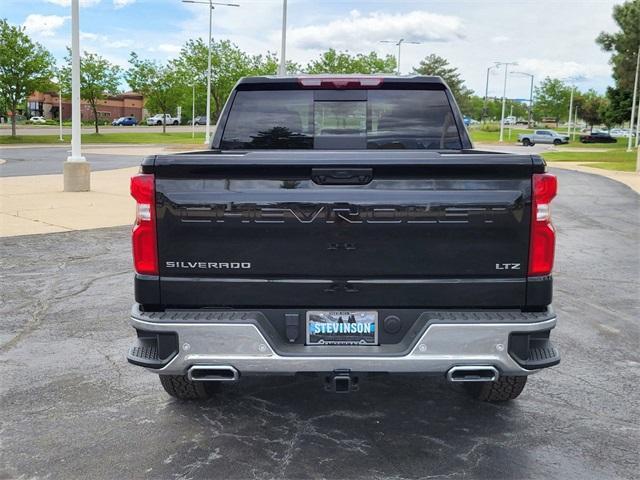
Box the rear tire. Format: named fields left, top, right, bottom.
left=159, top=374, right=221, bottom=400
left=464, top=375, right=527, bottom=402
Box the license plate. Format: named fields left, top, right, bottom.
left=306, top=311, right=378, bottom=345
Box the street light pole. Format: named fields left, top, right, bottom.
left=278, top=0, right=287, bottom=75
left=58, top=85, right=63, bottom=141
left=205, top=3, right=212, bottom=144
left=628, top=44, right=639, bottom=153
left=497, top=61, right=517, bottom=142
left=380, top=39, right=421, bottom=75
left=483, top=64, right=498, bottom=123
left=52, top=76, right=63, bottom=142
left=635, top=94, right=639, bottom=150
left=192, top=83, right=195, bottom=139
left=182, top=0, right=240, bottom=145
left=567, top=86, right=574, bottom=138
left=64, top=0, right=89, bottom=192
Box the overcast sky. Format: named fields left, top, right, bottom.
left=4, top=0, right=623, bottom=99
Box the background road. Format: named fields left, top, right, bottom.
left=1, top=169, right=638, bottom=480
left=0, top=146, right=144, bottom=177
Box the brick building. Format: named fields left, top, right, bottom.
left=27, top=91, right=145, bottom=122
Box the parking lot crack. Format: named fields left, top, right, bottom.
left=53, top=270, right=129, bottom=300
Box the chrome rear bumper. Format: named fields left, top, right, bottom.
left=128, top=306, right=558, bottom=377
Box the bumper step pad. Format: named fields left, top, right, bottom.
left=510, top=337, right=560, bottom=369
left=127, top=332, right=178, bottom=369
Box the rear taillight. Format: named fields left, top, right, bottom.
left=130, top=173, right=157, bottom=275
left=528, top=173, right=557, bottom=276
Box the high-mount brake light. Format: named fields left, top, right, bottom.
left=297, top=77, right=384, bottom=88
left=528, top=173, right=557, bottom=276
left=130, top=173, right=158, bottom=275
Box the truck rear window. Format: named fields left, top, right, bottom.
left=219, top=89, right=462, bottom=150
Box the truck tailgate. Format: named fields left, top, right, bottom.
left=151, top=151, right=535, bottom=308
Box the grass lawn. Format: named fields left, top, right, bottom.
left=469, top=127, right=533, bottom=143
left=542, top=148, right=637, bottom=172
left=0, top=132, right=206, bottom=145
left=555, top=139, right=629, bottom=149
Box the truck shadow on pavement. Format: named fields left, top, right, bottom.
left=152, top=374, right=526, bottom=480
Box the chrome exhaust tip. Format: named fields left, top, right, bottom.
left=446, top=366, right=499, bottom=383
left=187, top=365, right=239, bottom=382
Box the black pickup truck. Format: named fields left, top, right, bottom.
left=127, top=75, right=560, bottom=402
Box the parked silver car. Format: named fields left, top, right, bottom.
left=518, top=130, right=569, bottom=146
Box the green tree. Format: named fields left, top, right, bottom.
left=0, top=19, right=55, bottom=136
left=412, top=54, right=474, bottom=110
left=533, top=77, right=572, bottom=123
left=305, top=49, right=396, bottom=74
left=601, top=86, right=633, bottom=128
left=126, top=53, right=185, bottom=133
left=172, top=39, right=297, bottom=121
left=580, top=90, right=607, bottom=131
left=597, top=0, right=640, bottom=91
left=61, top=50, right=121, bottom=134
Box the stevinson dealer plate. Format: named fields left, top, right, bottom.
left=306, top=311, right=378, bottom=345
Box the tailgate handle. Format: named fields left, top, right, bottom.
left=311, top=168, right=373, bottom=185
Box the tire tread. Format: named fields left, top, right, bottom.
left=159, top=374, right=219, bottom=400
left=464, top=375, right=527, bottom=402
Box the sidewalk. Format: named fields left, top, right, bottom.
left=0, top=167, right=136, bottom=237
left=547, top=162, right=640, bottom=194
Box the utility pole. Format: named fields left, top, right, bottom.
left=628, top=44, right=639, bottom=154
left=574, top=105, right=579, bottom=141
left=64, top=0, right=89, bottom=192
left=380, top=39, right=421, bottom=75
left=278, top=0, right=287, bottom=75
left=182, top=0, right=240, bottom=145
left=497, top=61, right=517, bottom=142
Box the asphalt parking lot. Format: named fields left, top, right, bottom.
left=0, top=146, right=143, bottom=176
left=1, top=169, right=639, bottom=480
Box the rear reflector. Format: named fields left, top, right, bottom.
left=297, top=77, right=383, bottom=88
left=529, top=173, right=557, bottom=276
left=130, top=173, right=158, bottom=275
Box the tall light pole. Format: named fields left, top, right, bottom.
left=182, top=0, right=240, bottom=145
left=512, top=71, right=534, bottom=127
left=191, top=83, right=195, bottom=139
left=628, top=44, right=639, bottom=153
left=380, top=39, right=422, bottom=75
left=496, top=61, right=517, bottom=142
left=483, top=64, right=499, bottom=123
left=278, top=0, right=287, bottom=75
left=567, top=85, right=574, bottom=137
left=635, top=94, right=639, bottom=150
left=51, top=76, right=64, bottom=142
left=64, top=0, right=89, bottom=192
